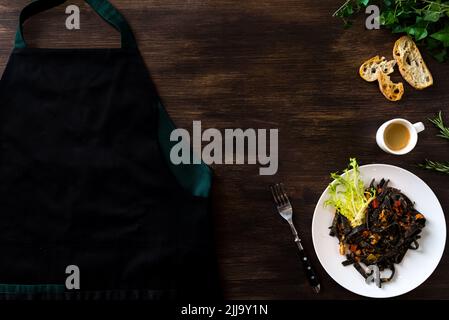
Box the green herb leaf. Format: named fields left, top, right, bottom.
left=424, top=11, right=441, bottom=22
left=426, top=38, right=449, bottom=61
left=429, top=111, right=449, bottom=141
left=358, top=0, right=370, bottom=6
left=333, top=0, right=449, bottom=62
left=432, top=48, right=448, bottom=61
left=419, top=160, right=449, bottom=175
left=431, top=27, right=449, bottom=47
left=392, top=24, right=407, bottom=33
left=409, top=26, right=429, bottom=40
left=380, top=10, right=397, bottom=26
left=419, top=112, right=449, bottom=176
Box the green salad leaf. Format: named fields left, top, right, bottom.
left=325, top=159, right=376, bottom=227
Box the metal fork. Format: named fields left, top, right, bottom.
left=270, top=183, right=321, bottom=293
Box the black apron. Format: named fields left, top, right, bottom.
left=0, top=0, right=218, bottom=300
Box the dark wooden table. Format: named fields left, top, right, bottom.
left=1, top=0, right=448, bottom=300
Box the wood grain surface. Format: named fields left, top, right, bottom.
left=1, top=0, right=449, bottom=300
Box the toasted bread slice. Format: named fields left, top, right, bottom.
left=359, top=56, right=396, bottom=82
left=378, top=70, right=404, bottom=102
left=393, top=36, right=433, bottom=89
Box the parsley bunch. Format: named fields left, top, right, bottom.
left=334, top=0, right=449, bottom=62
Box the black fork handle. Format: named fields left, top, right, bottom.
left=294, top=238, right=320, bottom=293
left=288, top=221, right=320, bottom=293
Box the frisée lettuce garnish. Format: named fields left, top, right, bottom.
left=325, top=158, right=376, bottom=227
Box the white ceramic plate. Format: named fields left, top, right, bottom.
left=312, top=164, right=446, bottom=298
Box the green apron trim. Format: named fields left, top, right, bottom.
left=157, top=102, right=212, bottom=198
left=0, top=284, right=65, bottom=294
left=15, top=0, right=136, bottom=49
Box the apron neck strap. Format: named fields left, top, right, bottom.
left=15, top=0, right=137, bottom=49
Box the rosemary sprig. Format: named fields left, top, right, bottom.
left=429, top=111, right=449, bottom=141
left=419, top=111, right=449, bottom=176
left=332, top=0, right=352, bottom=17
left=419, top=160, right=449, bottom=175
